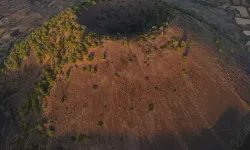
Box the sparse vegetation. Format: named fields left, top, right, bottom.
left=154, top=86, right=159, bottom=90
left=82, top=65, right=92, bottom=72
left=66, top=67, right=72, bottom=79
left=47, top=126, right=55, bottom=137
left=87, top=52, right=94, bottom=61
left=77, top=134, right=91, bottom=142
left=180, top=41, right=186, bottom=48
left=180, top=69, right=187, bottom=77
left=93, top=65, right=97, bottom=73
left=114, top=72, right=120, bottom=77
left=5, top=8, right=100, bottom=71
left=2, top=7, right=103, bottom=149
left=144, top=49, right=152, bottom=55
left=101, top=52, right=107, bottom=60
left=124, top=41, right=129, bottom=47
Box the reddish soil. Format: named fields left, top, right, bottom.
left=43, top=26, right=250, bottom=150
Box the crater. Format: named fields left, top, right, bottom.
left=76, top=0, right=172, bottom=36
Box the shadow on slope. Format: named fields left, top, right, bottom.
left=185, top=107, right=246, bottom=150
left=49, top=107, right=248, bottom=150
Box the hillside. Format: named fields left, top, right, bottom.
left=1, top=0, right=250, bottom=150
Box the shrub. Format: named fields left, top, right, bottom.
left=87, top=65, right=92, bottom=72
left=66, top=67, right=71, bottom=78
left=148, top=103, right=154, bottom=111
left=123, top=41, right=129, bottom=47
left=92, top=65, right=97, bottom=73
left=101, top=52, right=107, bottom=60
left=98, top=121, right=103, bottom=126
left=144, top=49, right=152, bottom=55
left=77, top=134, right=91, bottom=142
left=87, top=52, right=94, bottom=61
left=36, top=124, right=44, bottom=131
left=4, top=8, right=100, bottom=71
left=180, top=70, right=187, bottom=77
left=93, top=84, right=98, bottom=90
left=47, top=126, right=55, bottom=137
left=114, top=72, right=120, bottom=77
left=82, top=66, right=87, bottom=72
left=61, top=95, right=67, bottom=103
left=179, top=41, right=186, bottom=48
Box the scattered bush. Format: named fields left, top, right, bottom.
left=61, top=95, right=67, bottom=103
left=101, top=52, right=107, bottom=60
left=82, top=65, right=92, bottom=72
left=36, top=124, right=44, bottom=131
left=114, top=72, right=120, bottom=77
left=180, top=69, right=187, bottom=77
left=144, top=49, right=152, bottom=55
left=66, top=67, right=71, bottom=78
left=5, top=8, right=101, bottom=71
left=179, top=41, right=186, bottom=48
left=98, top=121, right=103, bottom=126
left=123, top=41, right=129, bottom=47
left=47, top=126, right=55, bottom=137
left=93, top=84, right=98, bottom=90
left=87, top=52, right=94, bottom=61
left=82, top=66, right=88, bottom=72
left=148, top=103, right=154, bottom=111
left=154, top=86, right=159, bottom=90
left=92, top=65, right=97, bottom=73
left=77, top=134, right=91, bottom=142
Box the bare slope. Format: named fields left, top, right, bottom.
left=44, top=26, right=250, bottom=150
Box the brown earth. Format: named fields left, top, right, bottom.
left=41, top=26, right=250, bottom=150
